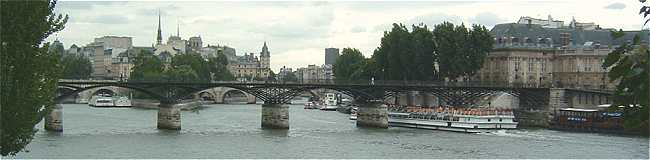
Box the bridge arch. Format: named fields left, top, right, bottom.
left=56, top=84, right=166, bottom=103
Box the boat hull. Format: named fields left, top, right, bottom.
left=388, top=118, right=517, bottom=133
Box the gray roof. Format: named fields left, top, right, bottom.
left=490, top=23, right=648, bottom=47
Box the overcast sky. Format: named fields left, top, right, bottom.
left=48, top=0, right=646, bottom=72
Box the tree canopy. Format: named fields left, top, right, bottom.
left=333, top=48, right=365, bottom=82
left=433, top=22, right=493, bottom=81
left=603, top=30, right=649, bottom=134
left=368, top=22, right=491, bottom=82
left=1, top=0, right=68, bottom=156
left=59, top=54, right=92, bottom=79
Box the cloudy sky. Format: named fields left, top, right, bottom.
left=49, top=0, right=646, bottom=72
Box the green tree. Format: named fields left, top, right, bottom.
left=171, top=53, right=210, bottom=82
left=350, top=58, right=379, bottom=81
left=603, top=31, right=649, bottom=134
left=164, top=65, right=199, bottom=82
left=410, top=24, right=436, bottom=81
left=60, top=54, right=92, bottom=79
left=208, top=52, right=235, bottom=81
left=372, top=23, right=440, bottom=81
left=129, top=50, right=164, bottom=82
left=334, top=48, right=365, bottom=82
left=0, top=0, right=68, bottom=156
left=433, top=22, right=493, bottom=81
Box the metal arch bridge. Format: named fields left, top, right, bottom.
left=56, top=79, right=552, bottom=107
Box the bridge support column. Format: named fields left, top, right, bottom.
left=407, top=91, right=416, bottom=106
left=247, top=95, right=256, bottom=104
left=356, top=103, right=388, bottom=128
left=45, top=104, right=63, bottom=132
left=422, top=92, right=433, bottom=107
left=261, top=103, right=289, bottom=129
left=549, top=88, right=568, bottom=113
left=398, top=93, right=408, bottom=106
left=157, top=103, right=181, bottom=130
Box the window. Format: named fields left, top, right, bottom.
left=499, top=118, right=503, bottom=122
left=488, top=119, right=491, bottom=122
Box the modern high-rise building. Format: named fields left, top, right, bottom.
left=324, top=48, right=339, bottom=65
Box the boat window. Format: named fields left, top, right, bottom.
left=488, top=119, right=491, bottom=122
left=499, top=118, right=503, bottom=122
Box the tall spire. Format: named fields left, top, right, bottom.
left=156, top=10, right=162, bottom=45
left=261, top=41, right=269, bottom=57
left=176, top=20, right=180, bottom=37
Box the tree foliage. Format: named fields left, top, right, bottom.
left=333, top=48, right=365, bottom=81
left=60, top=54, right=92, bottom=79
left=371, top=23, right=480, bottom=82
left=603, top=30, right=649, bottom=134
left=0, top=0, right=68, bottom=156
left=433, top=22, right=493, bottom=81
left=208, top=52, right=235, bottom=81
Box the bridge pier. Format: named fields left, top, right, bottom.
left=356, top=102, right=388, bottom=128
left=407, top=91, right=416, bottom=106
left=261, top=103, right=289, bottom=129
left=44, top=104, right=63, bottom=132
left=247, top=95, right=256, bottom=104
left=157, top=103, right=181, bottom=130
left=422, top=92, right=433, bottom=107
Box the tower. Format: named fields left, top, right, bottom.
left=260, top=41, right=270, bottom=69
left=156, top=10, right=162, bottom=45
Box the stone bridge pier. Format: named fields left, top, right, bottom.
left=261, top=103, right=289, bottom=129
left=356, top=102, right=388, bottom=128
left=392, top=91, right=437, bottom=107
left=44, top=104, right=63, bottom=132
left=157, top=103, right=181, bottom=130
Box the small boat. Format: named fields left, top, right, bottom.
left=304, top=101, right=320, bottom=109
left=349, top=107, right=358, bottom=120
left=114, top=96, right=132, bottom=107
left=320, top=93, right=338, bottom=111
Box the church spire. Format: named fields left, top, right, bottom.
left=261, top=41, right=269, bottom=57
left=156, top=10, right=162, bottom=45
left=176, top=20, right=180, bottom=37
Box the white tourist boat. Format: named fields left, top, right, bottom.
left=93, top=96, right=115, bottom=107
left=320, top=93, right=338, bottom=111
left=89, top=95, right=131, bottom=107
left=388, top=107, right=518, bottom=133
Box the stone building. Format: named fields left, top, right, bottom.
left=517, top=15, right=564, bottom=29
left=295, top=64, right=333, bottom=83
left=552, top=47, right=615, bottom=89
left=475, top=18, right=648, bottom=90
left=224, top=42, right=272, bottom=81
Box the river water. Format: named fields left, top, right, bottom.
left=9, top=103, right=650, bottom=159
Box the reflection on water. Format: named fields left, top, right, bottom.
left=7, top=104, right=649, bottom=159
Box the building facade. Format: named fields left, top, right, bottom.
left=475, top=17, right=647, bottom=90
left=325, top=48, right=339, bottom=65
left=295, top=64, right=334, bottom=83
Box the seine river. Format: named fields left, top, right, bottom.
left=8, top=103, right=650, bottom=159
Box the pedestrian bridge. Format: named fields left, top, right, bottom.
left=46, top=79, right=612, bottom=132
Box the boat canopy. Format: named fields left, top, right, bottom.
left=559, top=108, right=599, bottom=112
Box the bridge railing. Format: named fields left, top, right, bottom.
left=59, top=78, right=548, bottom=88
left=241, top=79, right=548, bottom=88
